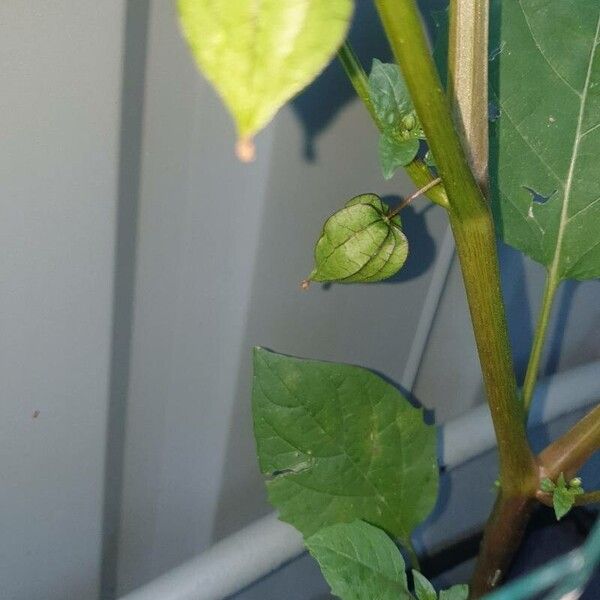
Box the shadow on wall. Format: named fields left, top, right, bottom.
left=290, top=1, right=391, bottom=161
left=290, top=0, right=448, bottom=161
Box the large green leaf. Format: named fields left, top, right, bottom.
left=252, top=348, right=438, bottom=548
left=307, top=194, right=408, bottom=284
left=490, top=0, right=600, bottom=280
left=177, top=0, right=353, bottom=159
left=306, top=521, right=411, bottom=600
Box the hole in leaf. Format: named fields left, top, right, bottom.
left=522, top=186, right=557, bottom=205
left=268, top=459, right=315, bottom=480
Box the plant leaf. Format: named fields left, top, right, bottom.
left=305, top=521, right=412, bottom=600
left=177, top=0, right=353, bottom=158
left=490, top=0, right=600, bottom=280
left=369, top=59, right=414, bottom=128
left=540, top=478, right=556, bottom=493
left=308, top=194, right=408, bottom=283
left=553, top=486, right=575, bottom=521
left=412, top=570, right=437, bottom=600
left=369, top=60, right=424, bottom=178
left=546, top=472, right=585, bottom=520
left=252, top=348, right=438, bottom=547
left=379, top=133, right=420, bottom=179
left=439, top=585, right=469, bottom=600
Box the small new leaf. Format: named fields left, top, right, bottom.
left=540, top=478, right=556, bottom=493
left=369, top=59, right=413, bottom=128
left=379, top=133, right=420, bottom=179
left=306, top=521, right=411, bottom=600
left=308, top=194, right=408, bottom=283
left=543, top=473, right=585, bottom=521
left=368, top=60, right=424, bottom=179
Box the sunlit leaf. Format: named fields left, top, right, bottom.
left=177, top=0, right=353, bottom=159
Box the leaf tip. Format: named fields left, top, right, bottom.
left=236, top=137, right=256, bottom=162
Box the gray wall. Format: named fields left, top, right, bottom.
left=2, top=2, right=600, bottom=600
left=0, top=2, right=125, bottom=599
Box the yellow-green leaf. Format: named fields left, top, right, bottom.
left=177, top=0, right=354, bottom=159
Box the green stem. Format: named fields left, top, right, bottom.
left=536, top=489, right=600, bottom=507
left=539, top=403, right=600, bottom=481
left=337, top=42, right=448, bottom=208
left=337, top=42, right=378, bottom=123
left=374, top=0, right=535, bottom=495
left=388, top=177, right=443, bottom=217
left=522, top=274, right=559, bottom=413
left=576, top=490, right=600, bottom=505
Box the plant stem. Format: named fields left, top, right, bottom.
left=576, top=490, right=600, bottom=505
left=538, top=403, right=600, bottom=481
left=337, top=42, right=378, bottom=123
left=469, top=494, right=536, bottom=597
left=374, top=0, right=535, bottom=493
left=337, top=42, right=448, bottom=208
left=388, top=177, right=442, bottom=217
left=522, top=274, right=559, bottom=413
left=536, top=489, right=600, bottom=507
left=448, top=0, right=490, bottom=193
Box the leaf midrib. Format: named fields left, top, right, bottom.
left=547, top=12, right=600, bottom=282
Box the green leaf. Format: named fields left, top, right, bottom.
left=252, top=348, right=438, bottom=548
left=369, top=59, right=414, bottom=128
left=177, top=0, right=353, bottom=158
left=439, top=585, right=469, bottom=600
left=490, top=0, right=600, bottom=280
left=305, top=521, right=412, bottom=600
left=308, top=194, right=408, bottom=283
left=545, top=472, right=585, bottom=520
left=553, top=486, right=575, bottom=521
left=368, top=60, right=424, bottom=178
left=412, top=570, right=468, bottom=600
left=412, top=570, right=437, bottom=600
left=379, top=133, right=420, bottom=179
left=540, top=478, right=556, bottom=493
